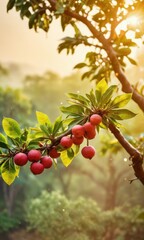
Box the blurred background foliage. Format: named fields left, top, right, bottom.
left=0, top=60, right=144, bottom=240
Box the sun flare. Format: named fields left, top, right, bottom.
left=116, top=14, right=140, bottom=37
left=126, top=16, right=139, bottom=26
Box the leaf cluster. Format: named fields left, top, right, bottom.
left=61, top=79, right=136, bottom=129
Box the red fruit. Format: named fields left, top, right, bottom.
left=49, top=148, right=60, bottom=158
left=60, top=136, right=73, bottom=148
left=83, top=122, right=96, bottom=139
left=14, top=152, right=28, bottom=166
left=30, top=162, right=44, bottom=175
left=72, top=125, right=85, bottom=138
left=90, top=114, right=102, bottom=125
left=83, top=122, right=95, bottom=132
left=81, top=146, right=96, bottom=159
left=72, top=135, right=84, bottom=145
left=84, top=129, right=96, bottom=139
left=28, top=149, right=41, bottom=162
left=41, top=156, right=53, bottom=168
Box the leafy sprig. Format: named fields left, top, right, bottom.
left=0, top=80, right=136, bottom=185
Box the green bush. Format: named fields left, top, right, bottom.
left=26, top=191, right=104, bottom=240
left=26, top=191, right=144, bottom=240
left=0, top=210, right=21, bottom=232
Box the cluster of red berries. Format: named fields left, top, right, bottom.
left=13, top=114, right=102, bottom=175
left=14, top=150, right=53, bottom=175
left=59, top=113, right=102, bottom=159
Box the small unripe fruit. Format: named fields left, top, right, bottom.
left=72, top=135, right=84, bottom=145
left=30, top=162, right=44, bottom=175
left=41, top=156, right=53, bottom=168
left=49, top=148, right=60, bottom=158
left=72, top=125, right=85, bottom=138
left=60, top=136, right=73, bottom=149
left=14, top=152, right=28, bottom=166
left=90, top=114, right=102, bottom=125
left=28, top=149, right=41, bottom=162
left=81, top=146, right=96, bottom=159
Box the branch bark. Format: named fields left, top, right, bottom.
left=108, top=123, right=144, bottom=185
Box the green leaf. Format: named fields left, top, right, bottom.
left=21, top=129, right=28, bottom=142
left=63, top=116, right=84, bottom=129
left=96, top=79, right=108, bottom=94
left=111, top=93, right=132, bottom=108
left=20, top=2, right=31, bottom=19
left=67, top=93, right=89, bottom=105
left=67, top=148, right=74, bottom=159
left=52, top=116, right=63, bottom=135
left=0, top=142, right=9, bottom=149
left=29, top=12, right=38, bottom=29
left=60, top=105, right=84, bottom=115
left=127, top=57, right=137, bottom=65
left=2, top=118, right=21, bottom=139
left=74, top=62, right=87, bottom=69
left=60, top=144, right=79, bottom=167
left=61, top=15, right=71, bottom=31
left=86, top=89, right=97, bottom=108
left=117, top=47, right=131, bottom=56
left=36, top=111, right=51, bottom=125
left=100, top=85, right=118, bottom=106
left=111, top=109, right=136, bottom=120
left=60, top=149, right=73, bottom=167
left=81, top=71, right=92, bottom=80
left=95, top=79, right=108, bottom=102
left=7, top=0, right=15, bottom=12
left=27, top=137, right=44, bottom=147
left=0, top=133, right=7, bottom=144
left=40, top=125, right=52, bottom=136
left=72, top=144, right=80, bottom=155
left=71, top=21, right=82, bottom=36
left=55, top=1, right=64, bottom=14
left=1, top=159, right=20, bottom=185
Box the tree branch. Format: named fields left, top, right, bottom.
left=67, top=12, right=144, bottom=111
left=48, top=0, right=144, bottom=111
left=108, top=123, right=144, bottom=185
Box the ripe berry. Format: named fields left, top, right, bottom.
left=14, top=152, right=28, bottom=166
left=72, top=125, right=85, bottom=138
left=83, top=122, right=95, bottom=132
left=72, top=135, right=84, bottom=145
left=84, top=129, right=96, bottom=139
left=81, top=146, right=96, bottom=159
left=28, top=149, right=41, bottom=162
left=49, top=147, right=60, bottom=158
left=60, top=136, right=73, bottom=149
left=41, top=156, right=53, bottom=168
left=83, top=122, right=96, bottom=139
left=30, top=162, right=44, bottom=175
left=90, top=114, right=102, bottom=125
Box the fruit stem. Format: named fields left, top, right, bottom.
left=87, top=138, right=89, bottom=146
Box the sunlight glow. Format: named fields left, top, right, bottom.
left=124, top=158, right=128, bottom=162
left=116, top=14, right=140, bottom=38
left=125, top=0, right=133, bottom=5
left=126, top=16, right=139, bottom=26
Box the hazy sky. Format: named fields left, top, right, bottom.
left=0, top=1, right=86, bottom=76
